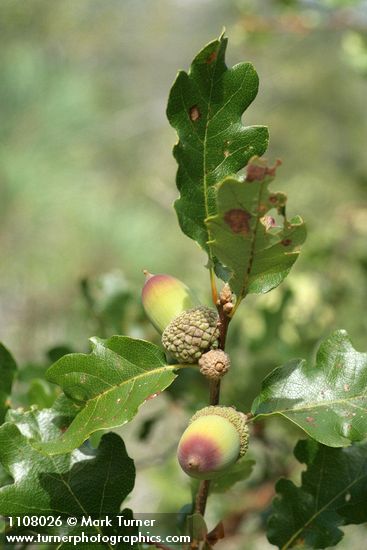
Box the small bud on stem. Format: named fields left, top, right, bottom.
left=219, top=283, right=233, bottom=305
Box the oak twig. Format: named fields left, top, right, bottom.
left=194, top=298, right=232, bottom=519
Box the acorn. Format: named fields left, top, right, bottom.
left=142, top=271, right=200, bottom=333
left=199, top=350, right=230, bottom=380
left=162, top=306, right=219, bottom=363
left=177, top=406, right=249, bottom=480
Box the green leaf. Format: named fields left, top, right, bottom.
left=47, top=344, right=74, bottom=363
left=206, top=158, right=306, bottom=301
left=167, top=34, right=268, bottom=268
left=81, top=272, right=134, bottom=336
left=28, top=378, right=60, bottom=409
left=268, top=439, right=367, bottom=549
left=0, top=464, right=11, bottom=489
left=0, top=409, right=135, bottom=518
left=187, top=513, right=207, bottom=544
left=0, top=407, right=136, bottom=548
left=0, top=343, right=17, bottom=424
left=252, top=330, right=367, bottom=447
left=35, top=336, right=178, bottom=454
left=210, top=457, right=255, bottom=493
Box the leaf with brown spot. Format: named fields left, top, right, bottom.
left=189, top=105, right=201, bottom=121
left=224, top=208, right=252, bottom=234
left=206, top=157, right=306, bottom=301
left=252, top=330, right=367, bottom=447
left=167, top=33, right=268, bottom=274
left=206, top=51, right=217, bottom=64
left=281, top=238, right=293, bottom=247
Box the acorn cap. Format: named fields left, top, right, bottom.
left=199, top=350, right=230, bottom=380
left=162, top=306, right=219, bottom=363
left=190, top=406, right=249, bottom=457
left=142, top=272, right=200, bottom=333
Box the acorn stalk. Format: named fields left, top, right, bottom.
left=142, top=271, right=200, bottom=333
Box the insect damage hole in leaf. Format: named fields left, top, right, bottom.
left=206, top=156, right=306, bottom=304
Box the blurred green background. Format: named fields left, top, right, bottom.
left=1, top=0, right=367, bottom=548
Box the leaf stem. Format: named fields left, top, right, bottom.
left=229, top=293, right=244, bottom=319
left=210, top=268, right=218, bottom=305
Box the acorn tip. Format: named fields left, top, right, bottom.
left=143, top=269, right=154, bottom=279
left=187, top=456, right=200, bottom=470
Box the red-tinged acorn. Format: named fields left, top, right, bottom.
left=142, top=271, right=200, bottom=333
left=177, top=406, right=249, bottom=480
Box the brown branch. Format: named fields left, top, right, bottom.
left=209, top=378, right=221, bottom=405
left=207, top=298, right=231, bottom=406
left=194, top=300, right=232, bottom=520
left=217, top=295, right=231, bottom=350
left=195, top=478, right=211, bottom=517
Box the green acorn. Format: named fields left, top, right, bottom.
left=177, top=406, right=249, bottom=480
left=162, top=306, right=219, bottom=363
left=142, top=271, right=200, bottom=333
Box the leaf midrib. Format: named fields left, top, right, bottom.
left=3, top=430, right=115, bottom=550
left=256, top=393, right=367, bottom=418
left=281, top=464, right=367, bottom=549
left=203, top=45, right=220, bottom=265
left=232, top=178, right=267, bottom=308
left=60, top=364, right=177, bottom=414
